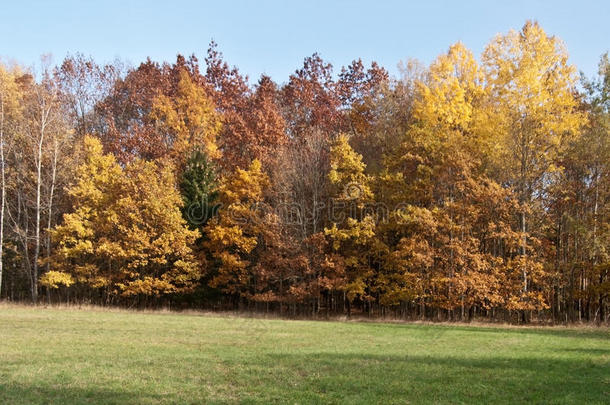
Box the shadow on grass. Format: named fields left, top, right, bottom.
left=259, top=352, right=609, bottom=404
left=1, top=352, right=607, bottom=404
left=0, top=383, right=142, bottom=405
left=558, top=348, right=610, bottom=355
left=364, top=322, right=610, bottom=341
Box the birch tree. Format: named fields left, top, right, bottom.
left=8, top=61, right=70, bottom=302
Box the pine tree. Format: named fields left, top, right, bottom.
left=180, top=148, right=219, bottom=230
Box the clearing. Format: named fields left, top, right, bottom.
left=0, top=305, right=608, bottom=404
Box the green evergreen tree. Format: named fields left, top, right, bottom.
left=180, top=149, right=219, bottom=230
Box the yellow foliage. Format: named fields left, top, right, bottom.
left=328, top=134, right=373, bottom=202
left=39, top=271, right=75, bottom=289
left=204, top=159, right=273, bottom=296
left=50, top=135, right=201, bottom=296
left=151, top=70, right=222, bottom=162
left=482, top=20, right=586, bottom=190
left=414, top=42, right=485, bottom=134
left=0, top=64, right=23, bottom=121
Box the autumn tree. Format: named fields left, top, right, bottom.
left=325, top=134, right=377, bottom=314
left=548, top=53, right=610, bottom=321
left=0, top=63, right=23, bottom=296
left=5, top=62, right=72, bottom=302
left=204, top=159, right=301, bottom=307
left=151, top=69, right=222, bottom=165
left=204, top=41, right=251, bottom=169
left=46, top=136, right=201, bottom=299
left=336, top=59, right=388, bottom=167
left=352, top=59, right=425, bottom=173
left=580, top=54, right=610, bottom=322
left=205, top=159, right=268, bottom=300
left=244, top=75, right=287, bottom=168
left=55, top=53, right=122, bottom=137
left=205, top=43, right=287, bottom=170
left=280, top=53, right=343, bottom=138
left=483, top=21, right=586, bottom=305
left=96, top=55, right=206, bottom=163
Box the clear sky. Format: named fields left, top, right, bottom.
left=0, top=0, right=608, bottom=82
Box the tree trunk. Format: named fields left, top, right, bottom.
left=520, top=210, right=527, bottom=292
left=31, top=110, right=46, bottom=303
left=0, top=92, right=6, bottom=297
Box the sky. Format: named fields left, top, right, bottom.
left=0, top=0, right=608, bottom=83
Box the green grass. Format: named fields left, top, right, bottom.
left=0, top=305, right=608, bottom=404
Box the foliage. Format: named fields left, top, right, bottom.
left=151, top=69, right=222, bottom=164
left=48, top=135, right=201, bottom=296
left=39, top=271, right=74, bottom=289
left=179, top=148, right=219, bottom=229
left=1, top=22, right=609, bottom=323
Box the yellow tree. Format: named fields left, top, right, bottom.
left=413, top=42, right=486, bottom=138
left=46, top=135, right=121, bottom=290
left=205, top=158, right=305, bottom=309
left=325, top=134, right=378, bottom=312
left=378, top=42, right=532, bottom=318
left=112, top=159, right=202, bottom=296
left=46, top=135, right=201, bottom=298
left=410, top=43, right=501, bottom=316
left=205, top=159, right=277, bottom=303
left=151, top=70, right=222, bottom=165
left=327, top=134, right=373, bottom=202
left=482, top=21, right=586, bottom=301
left=382, top=43, right=491, bottom=210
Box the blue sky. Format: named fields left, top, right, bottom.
left=0, top=0, right=608, bottom=82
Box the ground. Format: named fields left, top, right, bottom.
left=0, top=305, right=608, bottom=404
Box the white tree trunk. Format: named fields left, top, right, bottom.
left=0, top=92, right=6, bottom=297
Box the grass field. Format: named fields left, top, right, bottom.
left=0, top=305, right=608, bottom=404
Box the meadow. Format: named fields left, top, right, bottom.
left=0, top=305, right=608, bottom=404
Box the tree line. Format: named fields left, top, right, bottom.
left=0, top=21, right=608, bottom=323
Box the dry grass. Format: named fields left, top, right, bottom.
left=1, top=301, right=606, bottom=331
